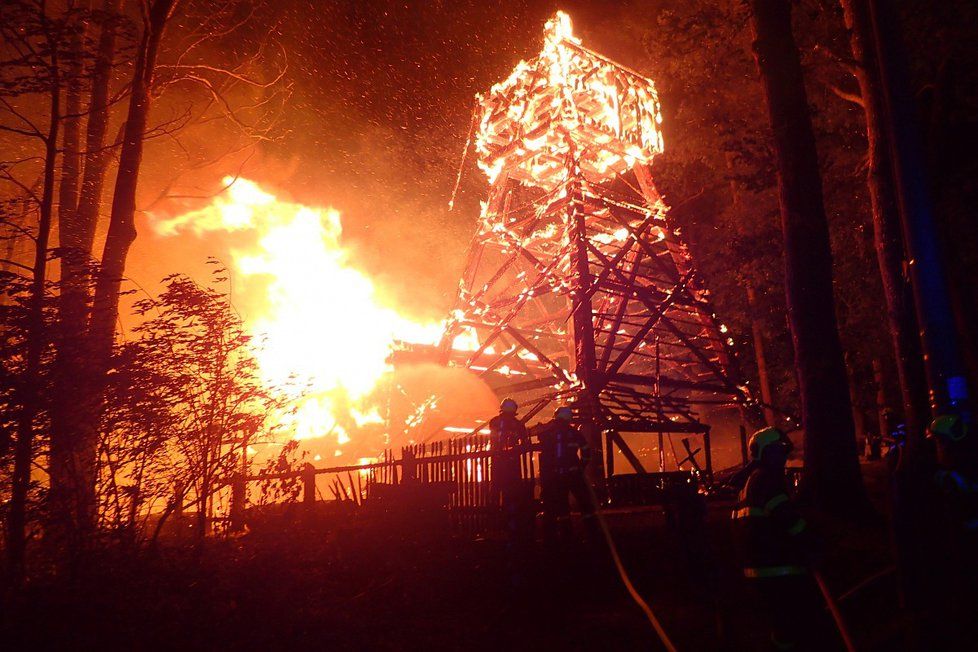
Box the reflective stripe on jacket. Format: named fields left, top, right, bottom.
left=731, top=466, right=808, bottom=577
left=742, top=565, right=807, bottom=579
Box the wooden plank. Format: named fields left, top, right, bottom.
left=608, top=430, right=647, bottom=474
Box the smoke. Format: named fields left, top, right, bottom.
left=115, top=1, right=651, bottom=462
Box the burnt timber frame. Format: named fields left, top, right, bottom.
left=406, top=13, right=754, bottom=481
left=432, top=161, right=749, bottom=480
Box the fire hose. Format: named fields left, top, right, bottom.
left=584, top=480, right=679, bottom=652
left=813, top=570, right=857, bottom=652
left=581, top=469, right=862, bottom=652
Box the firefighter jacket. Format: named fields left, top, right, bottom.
left=731, top=465, right=809, bottom=579
left=537, top=420, right=591, bottom=476
left=935, top=467, right=978, bottom=534
left=489, top=413, right=529, bottom=482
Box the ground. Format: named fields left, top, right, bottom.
left=3, top=462, right=907, bottom=651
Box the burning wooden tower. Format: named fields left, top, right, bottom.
left=410, top=13, right=753, bottom=478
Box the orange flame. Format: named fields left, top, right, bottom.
left=475, top=10, right=664, bottom=190
left=153, top=177, right=445, bottom=455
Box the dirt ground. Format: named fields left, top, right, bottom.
left=2, top=461, right=919, bottom=651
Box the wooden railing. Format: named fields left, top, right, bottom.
left=226, top=433, right=707, bottom=533
left=228, top=433, right=538, bottom=533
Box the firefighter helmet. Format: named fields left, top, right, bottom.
left=749, top=427, right=792, bottom=461
left=500, top=398, right=518, bottom=414
left=555, top=406, right=573, bottom=422
left=928, top=415, right=968, bottom=443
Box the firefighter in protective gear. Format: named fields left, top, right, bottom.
left=929, top=415, right=977, bottom=530
left=929, top=414, right=973, bottom=464
left=928, top=415, right=978, bottom=606
left=732, top=427, right=815, bottom=650
left=489, top=398, right=532, bottom=552
left=537, top=406, right=597, bottom=545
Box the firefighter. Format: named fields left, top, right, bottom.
left=489, top=398, right=532, bottom=553
left=732, top=427, right=816, bottom=650
left=929, top=414, right=977, bottom=527
left=928, top=415, right=978, bottom=612
left=537, top=406, right=598, bottom=546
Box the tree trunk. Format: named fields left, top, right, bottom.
left=867, top=0, right=971, bottom=419
left=839, top=0, right=929, bottom=449
left=56, top=21, right=84, bottom=232
left=746, top=284, right=777, bottom=427
left=49, top=15, right=85, bottom=530
left=867, top=0, right=974, bottom=624
left=91, top=0, right=174, bottom=364
left=52, top=0, right=176, bottom=542
left=839, top=3, right=936, bottom=615
left=844, top=353, right=867, bottom=452
left=57, top=0, right=121, bottom=327
left=7, top=59, right=60, bottom=580
left=747, top=0, right=865, bottom=513
left=49, top=0, right=123, bottom=538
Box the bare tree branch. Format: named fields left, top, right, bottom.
left=0, top=258, right=34, bottom=274
left=828, top=83, right=865, bottom=107
left=0, top=98, right=46, bottom=139
left=813, top=43, right=862, bottom=78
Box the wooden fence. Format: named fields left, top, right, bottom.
left=230, top=433, right=539, bottom=534
left=227, top=434, right=712, bottom=535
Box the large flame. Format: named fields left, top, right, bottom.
left=153, top=177, right=445, bottom=456
left=474, top=10, right=664, bottom=190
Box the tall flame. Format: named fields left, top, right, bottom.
left=153, top=177, right=443, bottom=454
left=474, top=10, right=663, bottom=190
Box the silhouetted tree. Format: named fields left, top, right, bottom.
left=49, top=0, right=289, bottom=546
left=826, top=0, right=929, bottom=443
left=0, top=0, right=80, bottom=577
left=747, top=0, right=865, bottom=513
left=112, top=269, right=285, bottom=540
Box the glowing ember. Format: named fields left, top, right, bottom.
left=153, top=177, right=444, bottom=454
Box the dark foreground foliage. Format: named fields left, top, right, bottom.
left=3, top=463, right=913, bottom=652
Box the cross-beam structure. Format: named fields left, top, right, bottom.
left=407, top=12, right=754, bottom=476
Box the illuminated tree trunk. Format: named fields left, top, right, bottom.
left=56, top=0, right=121, bottom=341
left=56, top=22, right=84, bottom=235
left=57, top=0, right=121, bottom=329
left=49, top=0, right=123, bottom=536
left=92, top=0, right=175, bottom=361
left=747, top=0, right=865, bottom=513
left=836, top=4, right=935, bottom=612
left=867, top=0, right=972, bottom=420
left=51, top=0, right=176, bottom=540
left=746, top=284, right=777, bottom=427
left=50, top=14, right=85, bottom=526
left=838, top=0, right=929, bottom=448
left=867, top=0, right=974, bottom=622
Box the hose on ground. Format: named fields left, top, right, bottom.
left=814, top=570, right=858, bottom=652
left=585, top=481, right=679, bottom=652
